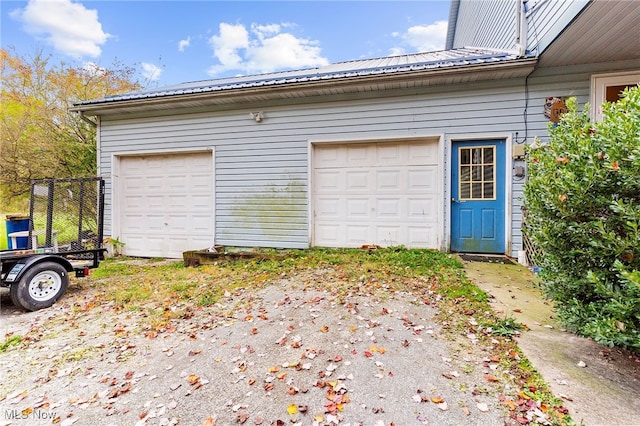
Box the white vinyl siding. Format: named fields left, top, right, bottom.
left=452, top=0, right=517, bottom=50
left=526, top=0, right=589, bottom=55
left=450, top=0, right=588, bottom=55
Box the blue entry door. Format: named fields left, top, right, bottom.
left=451, top=140, right=506, bottom=253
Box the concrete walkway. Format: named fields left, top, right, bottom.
left=463, top=259, right=640, bottom=426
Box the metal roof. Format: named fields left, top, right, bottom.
left=74, top=48, right=522, bottom=107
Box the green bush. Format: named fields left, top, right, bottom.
left=524, top=86, right=640, bottom=351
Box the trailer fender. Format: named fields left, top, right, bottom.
left=4, top=255, right=74, bottom=284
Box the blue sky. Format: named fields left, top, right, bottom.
left=2, top=0, right=451, bottom=87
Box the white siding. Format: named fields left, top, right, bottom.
left=526, top=0, right=589, bottom=55
left=450, top=0, right=588, bottom=55
left=452, top=0, right=517, bottom=50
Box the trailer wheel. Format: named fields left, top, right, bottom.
left=13, top=262, right=69, bottom=311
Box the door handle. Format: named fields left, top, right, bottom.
left=451, top=197, right=457, bottom=203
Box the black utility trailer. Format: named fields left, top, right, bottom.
left=1, top=178, right=106, bottom=311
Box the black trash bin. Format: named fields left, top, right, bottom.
left=6, top=215, right=30, bottom=249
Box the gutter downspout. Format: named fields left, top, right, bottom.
left=514, top=0, right=528, bottom=57
left=78, top=111, right=97, bottom=127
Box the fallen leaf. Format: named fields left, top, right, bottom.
left=125, top=371, right=135, bottom=380
left=287, top=404, right=298, bottom=415
left=484, top=375, right=500, bottom=383
left=321, top=325, right=329, bottom=333
left=461, top=406, right=470, bottom=416
left=477, top=402, right=489, bottom=412
left=237, top=413, right=249, bottom=424
left=188, top=374, right=200, bottom=385
left=431, top=396, right=444, bottom=404
left=202, top=417, right=216, bottom=426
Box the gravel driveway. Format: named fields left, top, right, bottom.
left=0, top=262, right=525, bottom=426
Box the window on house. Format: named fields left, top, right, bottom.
left=591, top=71, right=640, bottom=121
left=459, top=146, right=496, bottom=201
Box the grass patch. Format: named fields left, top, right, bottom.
left=0, top=335, right=24, bottom=353
left=490, top=317, right=525, bottom=337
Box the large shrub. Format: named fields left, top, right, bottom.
left=524, top=86, right=640, bottom=350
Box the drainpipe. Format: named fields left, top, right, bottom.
left=78, top=111, right=97, bottom=127
left=514, top=0, right=528, bottom=57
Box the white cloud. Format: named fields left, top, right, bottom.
left=392, top=20, right=448, bottom=55
left=10, top=0, right=110, bottom=58
left=82, top=61, right=106, bottom=76
left=141, top=62, right=163, bottom=82
left=178, top=36, right=191, bottom=52
left=207, top=22, right=328, bottom=76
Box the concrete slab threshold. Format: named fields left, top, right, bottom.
left=462, top=259, right=640, bottom=426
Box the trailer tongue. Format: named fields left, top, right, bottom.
left=1, top=178, right=106, bottom=311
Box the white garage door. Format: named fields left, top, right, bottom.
left=117, top=152, right=214, bottom=258
left=313, top=140, right=441, bottom=248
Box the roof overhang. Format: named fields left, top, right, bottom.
left=539, top=0, right=640, bottom=68
left=70, top=58, right=537, bottom=116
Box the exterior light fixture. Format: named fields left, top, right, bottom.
left=250, top=112, right=264, bottom=122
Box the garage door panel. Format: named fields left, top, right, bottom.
left=347, top=145, right=370, bottom=165
left=316, top=224, right=340, bottom=245
left=316, top=198, right=341, bottom=217
left=407, top=225, right=438, bottom=246
left=316, top=171, right=341, bottom=191
left=408, top=168, right=438, bottom=191
left=346, top=171, right=369, bottom=191
left=377, top=144, right=401, bottom=165
left=315, top=147, right=341, bottom=168
left=409, top=142, right=439, bottom=165
left=191, top=194, right=214, bottom=210
left=118, top=152, right=214, bottom=258
left=377, top=199, right=401, bottom=218
left=376, top=171, right=401, bottom=191
left=313, top=141, right=441, bottom=249
left=346, top=225, right=369, bottom=244
left=347, top=199, right=369, bottom=217
left=376, top=226, right=400, bottom=244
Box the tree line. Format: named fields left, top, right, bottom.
left=0, top=48, right=140, bottom=211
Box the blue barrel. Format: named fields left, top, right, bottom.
left=6, top=215, right=30, bottom=249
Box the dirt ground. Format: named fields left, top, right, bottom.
left=1, top=267, right=517, bottom=426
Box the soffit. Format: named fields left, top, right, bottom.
left=538, top=1, right=640, bottom=67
